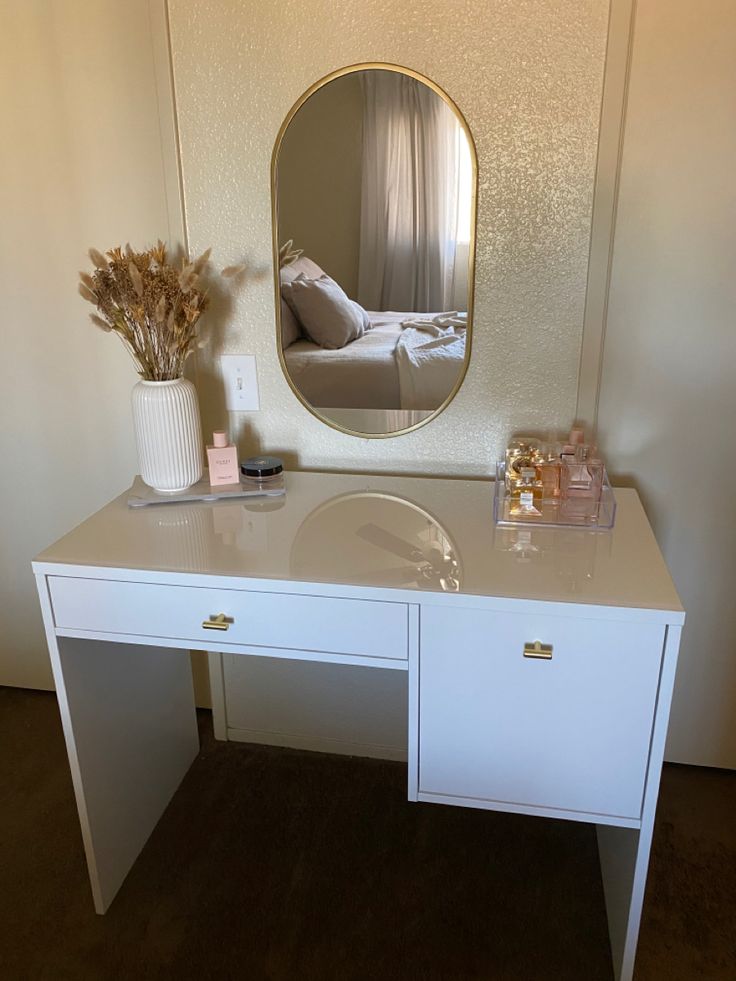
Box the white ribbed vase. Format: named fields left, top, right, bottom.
left=131, top=378, right=204, bottom=493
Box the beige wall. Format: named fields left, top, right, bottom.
left=598, top=0, right=736, bottom=765
left=169, top=0, right=609, bottom=471
left=0, top=0, right=179, bottom=688
left=277, top=71, right=363, bottom=299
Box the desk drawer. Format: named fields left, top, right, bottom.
left=419, top=606, right=664, bottom=819
left=48, top=576, right=408, bottom=661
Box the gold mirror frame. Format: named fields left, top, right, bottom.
left=271, top=62, right=478, bottom=439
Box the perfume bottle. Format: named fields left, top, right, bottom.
left=559, top=425, right=599, bottom=489
left=509, top=467, right=543, bottom=517
left=536, top=442, right=562, bottom=499
left=560, top=442, right=577, bottom=466
left=569, top=426, right=586, bottom=447
left=560, top=446, right=604, bottom=500
left=510, top=466, right=542, bottom=498
left=564, top=427, right=599, bottom=469
left=558, top=425, right=608, bottom=522
left=206, top=431, right=239, bottom=486
left=505, top=438, right=541, bottom=494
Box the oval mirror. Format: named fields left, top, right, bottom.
left=272, top=64, right=476, bottom=437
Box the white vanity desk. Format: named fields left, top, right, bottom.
left=33, top=470, right=683, bottom=981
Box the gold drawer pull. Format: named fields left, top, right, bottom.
left=523, top=641, right=553, bottom=660
left=202, top=613, right=234, bottom=631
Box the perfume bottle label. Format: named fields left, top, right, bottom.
left=520, top=491, right=534, bottom=508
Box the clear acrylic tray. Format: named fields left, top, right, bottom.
left=127, top=472, right=286, bottom=508
left=493, top=462, right=616, bottom=529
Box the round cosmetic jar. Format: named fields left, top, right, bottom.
left=240, top=456, right=284, bottom=481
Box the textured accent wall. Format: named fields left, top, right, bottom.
left=169, top=0, right=609, bottom=475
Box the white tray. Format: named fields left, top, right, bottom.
left=127, top=472, right=286, bottom=508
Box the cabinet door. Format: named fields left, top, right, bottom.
left=418, top=606, right=664, bottom=820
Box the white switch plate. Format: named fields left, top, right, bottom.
left=221, top=355, right=260, bottom=411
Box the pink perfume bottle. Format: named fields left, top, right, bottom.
left=206, top=431, right=239, bottom=487
left=560, top=450, right=604, bottom=500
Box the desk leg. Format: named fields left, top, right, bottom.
left=407, top=605, right=420, bottom=801
left=597, top=624, right=681, bottom=981
left=39, top=606, right=199, bottom=913
left=207, top=651, right=228, bottom=740
left=597, top=823, right=650, bottom=981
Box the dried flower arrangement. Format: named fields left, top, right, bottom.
left=78, top=242, right=241, bottom=381
left=279, top=239, right=303, bottom=268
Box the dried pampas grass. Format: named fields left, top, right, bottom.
left=278, top=240, right=303, bottom=268
left=79, top=241, right=237, bottom=381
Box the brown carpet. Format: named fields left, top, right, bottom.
left=0, top=688, right=733, bottom=981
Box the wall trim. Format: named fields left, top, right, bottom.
left=577, top=0, right=636, bottom=429
left=147, top=0, right=188, bottom=253
left=148, top=1, right=203, bottom=392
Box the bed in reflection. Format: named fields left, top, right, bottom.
left=284, top=310, right=466, bottom=411
left=280, top=256, right=467, bottom=422
left=284, top=314, right=403, bottom=410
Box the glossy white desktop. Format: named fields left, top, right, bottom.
left=33, top=471, right=684, bottom=981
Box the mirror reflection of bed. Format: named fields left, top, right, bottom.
left=273, top=65, right=476, bottom=437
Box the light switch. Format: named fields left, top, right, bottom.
left=221, top=355, right=260, bottom=411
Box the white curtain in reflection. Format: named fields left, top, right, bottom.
left=358, top=72, right=469, bottom=313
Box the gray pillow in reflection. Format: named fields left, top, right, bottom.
left=282, top=274, right=368, bottom=349
left=280, top=298, right=302, bottom=349
left=279, top=256, right=326, bottom=348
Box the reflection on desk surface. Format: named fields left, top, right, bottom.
left=34, top=471, right=682, bottom=612
left=291, top=493, right=461, bottom=592
left=493, top=525, right=613, bottom=595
